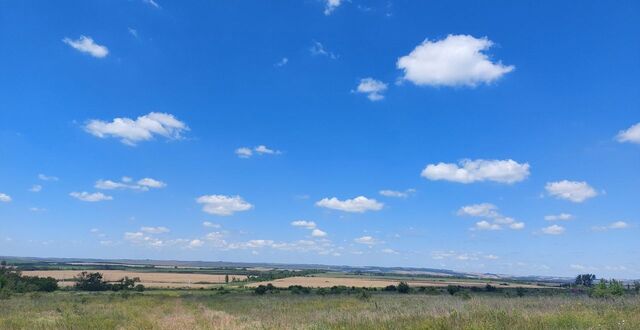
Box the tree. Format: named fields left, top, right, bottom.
left=225, top=274, right=229, bottom=284
left=447, top=285, right=461, bottom=295
left=575, top=274, right=596, bottom=287
left=397, top=282, right=410, bottom=294
left=74, top=272, right=110, bottom=291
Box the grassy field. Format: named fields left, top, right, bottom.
left=1, top=290, right=638, bottom=329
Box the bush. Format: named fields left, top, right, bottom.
left=74, top=272, right=111, bottom=291
left=485, top=284, right=497, bottom=292
left=288, top=285, right=311, bottom=294
left=383, top=285, right=397, bottom=292
left=397, top=282, right=410, bottom=294
left=254, top=285, right=268, bottom=295
left=447, top=285, right=461, bottom=295
left=516, top=287, right=526, bottom=297
left=0, top=267, right=58, bottom=293
left=591, top=279, right=625, bottom=298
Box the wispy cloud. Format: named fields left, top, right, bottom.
left=63, top=36, right=109, bottom=58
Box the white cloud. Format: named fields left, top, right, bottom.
left=30, top=207, right=46, bottom=212
left=324, top=0, right=342, bottom=15
left=235, top=147, right=253, bottom=158
left=188, top=239, right=204, bottom=249
left=310, top=41, right=337, bottom=59
left=545, top=180, right=597, bottom=203
left=545, top=213, right=573, bottom=221
left=316, top=196, right=383, bottom=213
left=379, top=189, right=415, bottom=198
left=616, top=122, right=640, bottom=144
left=29, top=185, right=42, bottom=193
left=254, top=145, right=280, bottom=155
left=592, top=221, right=630, bottom=232
left=457, top=203, right=498, bottom=217
left=95, top=177, right=166, bottom=191
left=84, top=112, right=188, bottom=146
left=38, top=174, right=59, bottom=181
left=196, top=195, right=253, bottom=216
left=354, top=236, right=378, bottom=245
left=291, top=220, right=317, bottom=229
left=355, top=78, right=388, bottom=101
left=311, top=229, right=327, bottom=237
left=70, top=191, right=113, bottom=202
left=142, top=0, right=160, bottom=8
left=421, top=159, right=530, bottom=184
left=140, top=226, right=170, bottom=234
left=274, top=57, right=288, bottom=67
left=459, top=203, right=524, bottom=231
left=0, top=193, right=12, bottom=203
left=397, top=34, right=514, bottom=87
left=431, top=250, right=498, bottom=261
left=381, top=248, right=399, bottom=254
left=541, top=224, right=565, bottom=235
left=202, top=221, right=221, bottom=228
left=128, top=27, right=138, bottom=38
left=63, top=35, right=109, bottom=58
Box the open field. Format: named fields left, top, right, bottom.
left=22, top=270, right=246, bottom=289
left=1, top=291, right=639, bottom=329
left=247, top=275, right=550, bottom=289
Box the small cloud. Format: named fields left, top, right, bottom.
left=379, top=189, right=415, bottom=198
left=355, top=78, right=388, bottom=101
left=421, top=159, right=530, bottom=184
left=592, top=221, right=630, bottom=232
left=69, top=191, right=113, bottom=202
left=202, top=221, right=221, bottom=228
left=95, top=177, right=166, bottom=191
left=381, top=248, right=398, bottom=254
left=254, top=145, right=281, bottom=155
left=29, top=185, right=42, bottom=193
left=458, top=203, right=524, bottom=231
left=316, top=196, right=383, bottom=213
left=188, top=239, right=204, bottom=249
left=311, top=229, right=327, bottom=237
left=474, top=220, right=502, bottom=231
left=29, top=207, right=46, bottom=212
left=397, top=34, right=514, bottom=87
left=310, top=41, right=337, bottom=59
left=616, top=122, right=640, bottom=144
left=457, top=203, right=498, bottom=217
left=235, top=145, right=281, bottom=158
left=38, top=174, right=59, bottom=181
left=324, top=0, right=342, bottom=15
left=63, top=35, right=109, bottom=58
left=235, top=147, right=253, bottom=158
left=140, top=226, right=170, bottom=234
left=137, top=178, right=166, bottom=189
left=128, top=27, right=138, bottom=38
left=545, top=180, right=597, bottom=203
left=545, top=213, right=573, bottom=221
left=291, top=220, right=317, bottom=229
left=541, top=225, right=565, bottom=235
left=84, top=112, right=189, bottom=146
left=274, top=57, right=288, bottom=67
left=354, top=236, right=378, bottom=245
left=196, top=194, right=253, bottom=216
left=142, top=0, right=160, bottom=8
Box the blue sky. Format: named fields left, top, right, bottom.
left=1, top=0, right=639, bottom=278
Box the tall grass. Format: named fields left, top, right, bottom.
left=1, top=291, right=638, bottom=329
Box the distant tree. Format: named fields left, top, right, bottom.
left=0, top=260, right=6, bottom=267
left=575, top=274, right=596, bottom=287
left=397, top=282, right=410, bottom=294
left=225, top=274, right=229, bottom=284
left=383, top=285, right=397, bottom=292
left=485, top=284, right=497, bottom=292
left=634, top=281, right=640, bottom=293
left=447, top=285, right=461, bottom=295
left=254, top=285, right=268, bottom=295
left=74, top=272, right=110, bottom=291
left=516, top=287, right=526, bottom=297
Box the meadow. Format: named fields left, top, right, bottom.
left=1, top=289, right=639, bottom=329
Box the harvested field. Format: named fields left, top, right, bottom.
left=22, top=270, right=246, bottom=288
left=246, top=276, right=550, bottom=288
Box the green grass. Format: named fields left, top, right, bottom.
left=1, top=291, right=638, bottom=329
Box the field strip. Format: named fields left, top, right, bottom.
left=246, top=276, right=552, bottom=288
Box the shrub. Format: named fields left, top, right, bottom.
left=397, top=282, right=410, bottom=294
left=447, top=285, right=461, bottom=295
left=383, top=285, right=397, bottom=292
left=74, top=272, right=111, bottom=291
left=516, top=287, right=526, bottom=297
left=485, top=284, right=497, bottom=292
left=254, top=285, right=269, bottom=295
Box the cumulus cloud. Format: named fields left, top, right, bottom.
left=379, top=188, right=416, bottom=198
left=616, top=122, right=640, bottom=144
left=188, top=239, right=204, bottom=248
left=196, top=195, right=253, bottom=216
left=316, top=196, right=383, bottom=213
left=63, top=35, right=109, bottom=58
left=311, top=229, right=328, bottom=237
left=235, top=145, right=281, bottom=158
left=140, top=226, right=170, bottom=234
left=458, top=203, right=524, bottom=231
left=69, top=191, right=113, bottom=202
left=545, top=180, right=597, bottom=203
left=324, top=0, right=341, bottom=15
left=545, top=213, right=573, bottom=221
left=592, top=221, right=630, bottom=232
left=84, top=112, right=188, bottom=146
left=421, top=159, right=529, bottom=184
left=29, top=185, right=42, bottom=193
left=397, top=34, right=514, bottom=87
left=354, top=236, right=378, bottom=245
left=95, top=177, right=166, bottom=191
left=291, top=220, right=317, bottom=229
left=0, top=193, right=11, bottom=203
left=202, top=221, right=221, bottom=228
left=355, top=78, right=388, bottom=101
left=541, top=224, right=565, bottom=235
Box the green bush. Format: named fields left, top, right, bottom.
left=447, top=285, right=461, bottom=295
left=397, top=282, right=410, bottom=294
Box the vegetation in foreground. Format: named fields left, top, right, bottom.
left=1, top=289, right=640, bottom=329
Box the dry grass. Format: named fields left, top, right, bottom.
left=22, top=270, right=246, bottom=289
left=246, top=276, right=548, bottom=288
